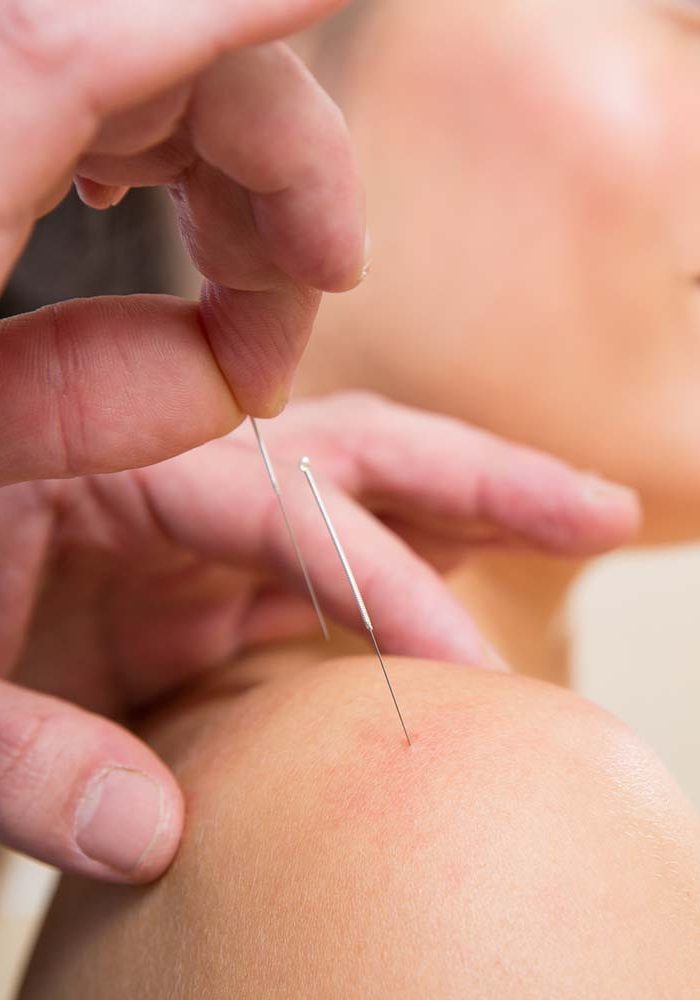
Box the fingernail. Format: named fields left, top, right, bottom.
left=267, top=385, right=290, bottom=417
left=75, top=767, right=164, bottom=874
left=110, top=186, right=130, bottom=208
left=357, top=230, right=372, bottom=284
left=581, top=475, right=636, bottom=507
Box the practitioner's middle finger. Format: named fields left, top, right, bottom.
left=76, top=43, right=365, bottom=414
left=77, top=43, right=365, bottom=294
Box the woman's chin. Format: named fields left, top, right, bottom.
left=632, top=487, right=700, bottom=547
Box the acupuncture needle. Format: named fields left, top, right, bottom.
left=299, top=456, right=412, bottom=746
left=250, top=418, right=330, bottom=642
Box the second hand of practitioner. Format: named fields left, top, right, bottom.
left=0, top=396, right=640, bottom=886
left=250, top=418, right=330, bottom=641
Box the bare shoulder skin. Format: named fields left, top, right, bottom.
left=21, top=652, right=700, bottom=999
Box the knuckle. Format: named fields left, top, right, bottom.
left=0, top=0, right=85, bottom=73
left=46, top=303, right=91, bottom=478
left=0, top=707, right=108, bottom=812
left=293, top=392, right=390, bottom=489
left=0, top=706, right=111, bottom=842
left=333, top=388, right=390, bottom=447
left=0, top=711, right=53, bottom=801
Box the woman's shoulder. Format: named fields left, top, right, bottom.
left=21, top=655, right=700, bottom=999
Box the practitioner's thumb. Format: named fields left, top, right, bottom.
left=0, top=681, right=183, bottom=883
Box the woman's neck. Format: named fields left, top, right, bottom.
left=237, top=550, right=584, bottom=687
left=449, top=550, right=584, bottom=685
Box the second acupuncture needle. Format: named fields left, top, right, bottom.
left=250, top=418, right=329, bottom=642
left=299, top=455, right=411, bottom=746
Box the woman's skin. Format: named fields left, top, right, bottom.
left=296, top=0, right=700, bottom=680
left=22, top=655, right=700, bottom=998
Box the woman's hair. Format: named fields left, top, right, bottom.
left=0, top=187, right=174, bottom=319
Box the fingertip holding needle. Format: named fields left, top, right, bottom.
left=299, top=456, right=412, bottom=747
left=250, top=419, right=330, bottom=642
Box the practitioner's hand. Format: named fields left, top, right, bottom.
left=0, top=0, right=364, bottom=485
left=0, top=394, right=641, bottom=884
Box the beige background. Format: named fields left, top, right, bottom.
left=573, top=546, right=700, bottom=807
left=1, top=547, right=699, bottom=998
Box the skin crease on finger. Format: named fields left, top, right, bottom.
left=20, top=657, right=700, bottom=998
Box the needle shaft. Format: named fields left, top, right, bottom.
left=250, top=419, right=329, bottom=642
left=299, top=456, right=411, bottom=746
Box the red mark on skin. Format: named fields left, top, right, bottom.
left=315, top=702, right=489, bottom=860
left=310, top=697, right=521, bottom=912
